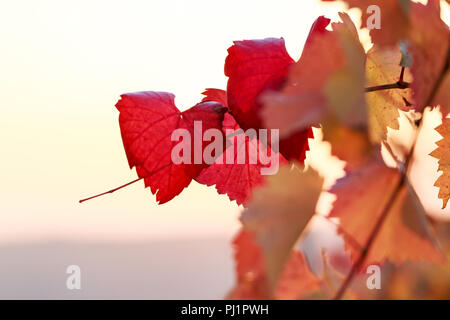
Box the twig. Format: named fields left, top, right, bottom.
left=79, top=178, right=142, bottom=203
left=365, top=81, right=410, bottom=92
left=399, top=67, right=406, bottom=83
left=333, top=48, right=450, bottom=300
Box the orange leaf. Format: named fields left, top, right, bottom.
left=430, top=118, right=450, bottom=208
left=330, top=159, right=444, bottom=267
left=227, top=230, right=321, bottom=300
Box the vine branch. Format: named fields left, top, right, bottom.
left=333, top=49, right=450, bottom=300
left=365, top=80, right=410, bottom=92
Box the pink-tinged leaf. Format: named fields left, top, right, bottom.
left=195, top=113, right=287, bottom=206
left=409, top=0, right=449, bottom=111
left=116, top=91, right=225, bottom=204
left=227, top=230, right=321, bottom=300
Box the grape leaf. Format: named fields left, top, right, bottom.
left=409, top=0, right=449, bottom=111
left=195, top=113, right=287, bottom=205
left=323, top=1, right=449, bottom=113
left=225, top=37, right=313, bottom=161
left=366, top=45, right=412, bottom=143
left=262, top=13, right=366, bottom=138
left=226, top=37, right=294, bottom=131
left=240, top=164, right=323, bottom=287
left=116, top=91, right=226, bottom=204
left=430, top=118, right=450, bottom=209
left=323, top=124, right=373, bottom=171
left=227, top=230, right=320, bottom=300
left=330, top=159, right=444, bottom=267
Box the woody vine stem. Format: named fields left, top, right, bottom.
left=334, top=50, right=450, bottom=300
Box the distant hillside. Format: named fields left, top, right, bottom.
left=0, top=237, right=233, bottom=299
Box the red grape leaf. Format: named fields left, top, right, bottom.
left=240, top=164, right=323, bottom=287
left=226, top=37, right=294, bottom=131
left=430, top=118, right=450, bottom=208
left=195, top=113, right=287, bottom=206
left=201, top=88, right=228, bottom=108
left=227, top=230, right=321, bottom=300
left=366, top=45, right=413, bottom=143
left=225, top=37, right=313, bottom=161
left=116, top=91, right=226, bottom=204
left=330, top=159, right=444, bottom=267
left=262, top=13, right=366, bottom=138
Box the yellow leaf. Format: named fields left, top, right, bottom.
left=366, top=46, right=412, bottom=143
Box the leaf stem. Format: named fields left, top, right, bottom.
left=399, top=67, right=406, bottom=83
left=333, top=174, right=404, bottom=300
left=79, top=178, right=143, bottom=203
left=334, top=48, right=450, bottom=300
left=365, top=81, right=410, bottom=92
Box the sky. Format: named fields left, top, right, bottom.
left=0, top=0, right=449, bottom=245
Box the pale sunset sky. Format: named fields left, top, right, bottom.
left=0, top=0, right=448, bottom=245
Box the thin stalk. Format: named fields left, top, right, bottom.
left=79, top=178, right=142, bottom=203
left=365, top=81, right=410, bottom=92
left=333, top=47, right=450, bottom=300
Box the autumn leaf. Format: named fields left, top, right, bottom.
left=430, top=118, right=450, bottom=208
left=329, top=159, right=444, bottom=267
left=195, top=113, right=287, bottom=205
left=262, top=13, right=366, bottom=138
left=366, top=45, right=412, bottom=143
left=409, top=0, right=449, bottom=111
left=227, top=230, right=321, bottom=300
left=323, top=1, right=449, bottom=113
left=115, top=91, right=226, bottom=204
left=225, top=37, right=313, bottom=161
left=322, top=124, right=373, bottom=171
left=226, top=37, right=293, bottom=131
left=240, top=163, right=323, bottom=287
